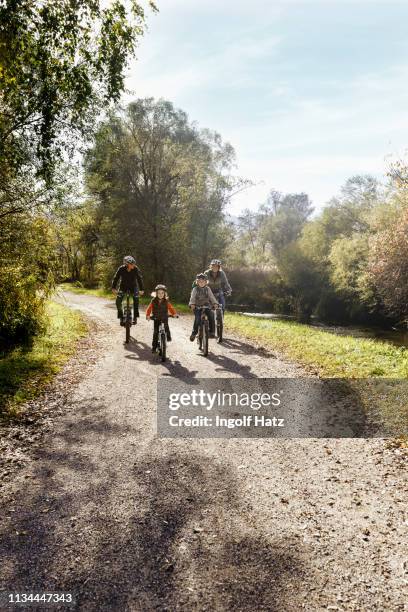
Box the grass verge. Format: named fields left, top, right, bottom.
left=226, top=314, right=408, bottom=439
left=0, top=301, right=87, bottom=420
left=58, top=282, right=113, bottom=299
left=226, top=314, right=408, bottom=378
left=58, top=282, right=191, bottom=312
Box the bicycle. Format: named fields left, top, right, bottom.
left=212, top=290, right=224, bottom=343
left=212, top=289, right=231, bottom=343
left=150, top=315, right=177, bottom=362
left=122, top=290, right=135, bottom=344
left=195, top=305, right=219, bottom=357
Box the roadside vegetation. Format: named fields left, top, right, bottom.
left=58, top=282, right=191, bottom=312
left=0, top=0, right=155, bottom=351
left=227, top=314, right=408, bottom=379
left=227, top=313, right=408, bottom=438
left=0, top=302, right=87, bottom=420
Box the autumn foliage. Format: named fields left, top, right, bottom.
left=369, top=207, right=408, bottom=321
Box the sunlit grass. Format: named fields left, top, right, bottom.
left=0, top=302, right=87, bottom=419
left=226, top=314, right=408, bottom=378
left=226, top=314, right=408, bottom=439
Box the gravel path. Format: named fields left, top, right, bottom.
left=0, top=291, right=407, bottom=611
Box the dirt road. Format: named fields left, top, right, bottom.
left=0, top=291, right=407, bottom=611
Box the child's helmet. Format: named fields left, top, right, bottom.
left=123, top=255, right=136, bottom=264
left=155, top=284, right=167, bottom=292
left=196, top=273, right=208, bottom=280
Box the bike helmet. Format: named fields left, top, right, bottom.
left=196, top=273, right=208, bottom=280
left=155, top=284, right=167, bottom=292
left=210, top=259, right=221, bottom=266
left=123, top=255, right=136, bottom=265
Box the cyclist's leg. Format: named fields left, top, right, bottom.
left=152, top=320, right=160, bottom=351
left=190, top=309, right=200, bottom=340
left=218, top=291, right=225, bottom=313
left=132, top=288, right=140, bottom=320
left=116, top=292, right=124, bottom=318
left=207, top=308, right=215, bottom=334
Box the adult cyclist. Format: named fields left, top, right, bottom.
left=204, top=259, right=232, bottom=313
left=111, top=256, right=144, bottom=325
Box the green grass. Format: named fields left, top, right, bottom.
left=0, top=301, right=87, bottom=420
left=226, top=314, right=408, bottom=438
left=58, top=282, right=113, bottom=299
left=226, top=314, right=408, bottom=378
left=58, top=282, right=191, bottom=312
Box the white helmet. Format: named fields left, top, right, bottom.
left=123, top=255, right=136, bottom=265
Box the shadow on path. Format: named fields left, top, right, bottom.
left=0, top=436, right=306, bottom=611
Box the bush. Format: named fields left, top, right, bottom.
left=0, top=217, right=56, bottom=351
left=0, top=266, right=46, bottom=349
left=227, top=268, right=290, bottom=312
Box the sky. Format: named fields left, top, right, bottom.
left=125, top=0, right=408, bottom=215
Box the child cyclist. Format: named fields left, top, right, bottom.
left=146, top=285, right=178, bottom=353
left=189, top=273, right=218, bottom=341
left=111, top=256, right=144, bottom=325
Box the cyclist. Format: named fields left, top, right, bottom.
left=204, top=259, right=232, bottom=313
left=189, top=273, right=218, bottom=341
left=111, top=256, right=144, bottom=325
left=146, top=285, right=177, bottom=353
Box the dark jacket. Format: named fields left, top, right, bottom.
left=111, top=265, right=144, bottom=292
left=146, top=297, right=176, bottom=320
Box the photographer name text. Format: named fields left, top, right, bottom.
left=168, top=415, right=285, bottom=429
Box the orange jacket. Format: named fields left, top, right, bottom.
left=146, top=298, right=177, bottom=319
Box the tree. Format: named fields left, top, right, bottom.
left=82, top=99, right=238, bottom=294
left=277, top=242, right=320, bottom=321
left=0, top=1, right=156, bottom=347
left=368, top=207, right=408, bottom=322
left=0, top=0, right=156, bottom=184
left=259, top=190, right=314, bottom=258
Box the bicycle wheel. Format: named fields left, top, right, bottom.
left=125, top=296, right=131, bottom=343
left=161, top=331, right=167, bottom=362
left=216, top=309, right=223, bottom=343
left=203, top=319, right=209, bottom=356
left=125, top=317, right=131, bottom=343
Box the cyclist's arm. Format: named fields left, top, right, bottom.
left=136, top=268, right=144, bottom=291
left=145, top=302, right=153, bottom=318
left=168, top=302, right=177, bottom=316
left=220, top=271, right=232, bottom=293
left=189, top=287, right=197, bottom=307
left=111, top=267, right=121, bottom=290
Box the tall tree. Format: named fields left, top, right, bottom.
left=259, top=190, right=314, bottom=258
left=83, top=99, right=237, bottom=294
left=0, top=0, right=156, bottom=185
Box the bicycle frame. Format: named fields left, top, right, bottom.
left=150, top=315, right=175, bottom=362
left=212, top=289, right=227, bottom=344
left=195, top=305, right=219, bottom=356
left=123, top=290, right=132, bottom=344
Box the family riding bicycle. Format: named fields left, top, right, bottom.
left=111, top=255, right=232, bottom=356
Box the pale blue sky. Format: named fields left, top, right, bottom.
left=126, top=0, right=408, bottom=214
